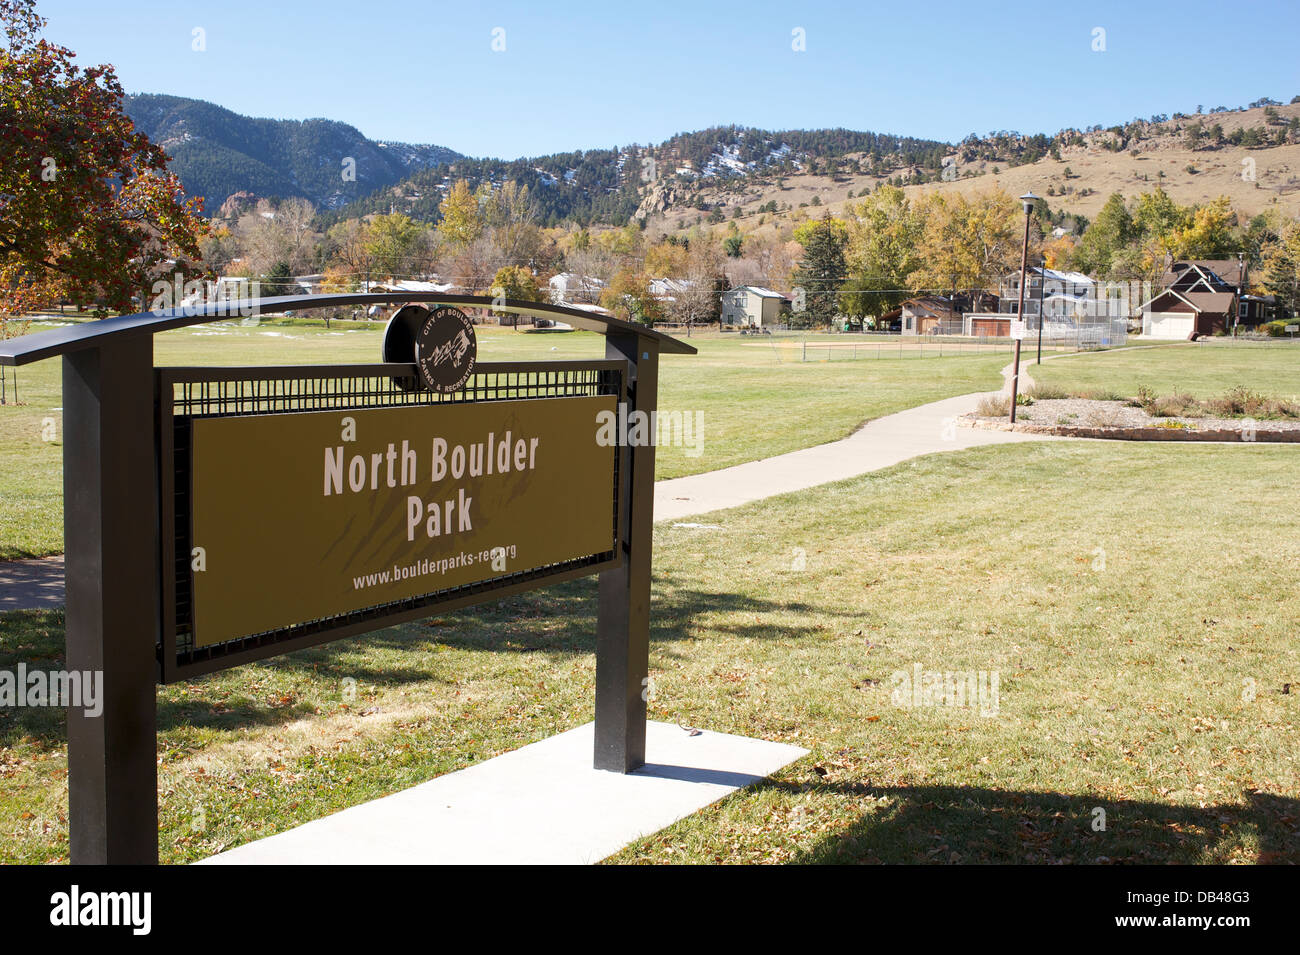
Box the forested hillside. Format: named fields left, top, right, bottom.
left=124, top=94, right=461, bottom=214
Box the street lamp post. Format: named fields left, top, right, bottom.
left=1036, top=256, right=1046, bottom=365
left=1234, top=250, right=1245, bottom=337
left=1009, top=192, right=1039, bottom=425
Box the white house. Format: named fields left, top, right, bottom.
left=1000, top=267, right=1100, bottom=320
left=720, top=286, right=787, bottom=327
left=648, top=277, right=694, bottom=301
left=548, top=272, right=605, bottom=305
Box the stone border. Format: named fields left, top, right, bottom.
left=960, top=417, right=1300, bottom=442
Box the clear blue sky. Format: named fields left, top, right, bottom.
left=40, top=0, right=1300, bottom=159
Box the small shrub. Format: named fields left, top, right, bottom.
left=1128, top=384, right=1157, bottom=410
left=1015, top=393, right=1034, bottom=406
left=1208, top=385, right=1261, bottom=416
left=1206, top=386, right=1300, bottom=419
left=1027, top=383, right=1068, bottom=400
left=976, top=395, right=1010, bottom=417
left=1150, top=393, right=1201, bottom=418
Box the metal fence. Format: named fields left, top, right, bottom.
left=955, top=316, right=1129, bottom=350
left=669, top=322, right=1127, bottom=358
left=769, top=337, right=1023, bottom=362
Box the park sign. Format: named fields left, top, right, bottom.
left=182, top=394, right=616, bottom=650
left=0, top=292, right=694, bottom=864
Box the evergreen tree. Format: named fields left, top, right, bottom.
left=1263, top=224, right=1300, bottom=316
left=792, top=214, right=848, bottom=327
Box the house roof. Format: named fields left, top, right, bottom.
left=1188, top=259, right=1245, bottom=285
left=731, top=286, right=786, bottom=298
left=649, top=277, right=694, bottom=296
left=1182, top=292, right=1237, bottom=314
left=1035, top=266, right=1095, bottom=285
left=547, top=272, right=605, bottom=289
left=370, top=280, right=455, bottom=294
left=901, top=295, right=957, bottom=318
left=1161, top=260, right=1242, bottom=290
left=1008, top=267, right=1095, bottom=286
left=1140, top=289, right=1236, bottom=313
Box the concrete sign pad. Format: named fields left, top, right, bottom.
left=199, top=721, right=807, bottom=865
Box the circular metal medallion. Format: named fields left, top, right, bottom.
left=381, top=304, right=429, bottom=392
left=413, top=305, right=477, bottom=393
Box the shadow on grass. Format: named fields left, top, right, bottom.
left=762, top=780, right=1299, bottom=865
left=0, top=575, right=848, bottom=744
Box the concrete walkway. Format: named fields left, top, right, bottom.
left=656, top=388, right=1055, bottom=522
left=0, top=555, right=65, bottom=612
left=200, top=720, right=806, bottom=864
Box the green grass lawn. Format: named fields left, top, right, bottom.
left=1033, top=341, right=1300, bottom=400
left=1, top=441, right=1296, bottom=864
left=0, top=318, right=1011, bottom=559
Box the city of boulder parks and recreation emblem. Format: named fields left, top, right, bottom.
left=415, top=305, right=476, bottom=393
left=382, top=304, right=477, bottom=393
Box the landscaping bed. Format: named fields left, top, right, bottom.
left=965, top=398, right=1300, bottom=441
left=966, top=386, right=1300, bottom=442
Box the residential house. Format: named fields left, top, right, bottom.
left=548, top=272, right=605, bottom=305
left=720, top=286, right=788, bottom=328
left=648, top=277, right=694, bottom=301
left=897, top=296, right=960, bottom=335
left=1158, top=259, right=1279, bottom=325
left=1140, top=290, right=1236, bottom=339
left=999, top=267, right=1100, bottom=320
left=293, top=274, right=326, bottom=294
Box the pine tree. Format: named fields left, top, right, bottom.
left=1263, top=225, right=1300, bottom=316
left=792, top=215, right=848, bottom=327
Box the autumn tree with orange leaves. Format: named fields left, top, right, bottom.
left=0, top=0, right=208, bottom=316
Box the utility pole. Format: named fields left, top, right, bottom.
left=1010, top=193, right=1039, bottom=425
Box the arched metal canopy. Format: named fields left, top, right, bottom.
left=0, top=292, right=697, bottom=366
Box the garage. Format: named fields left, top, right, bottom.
left=1140, top=290, right=1235, bottom=340
left=969, top=317, right=1011, bottom=337
left=1147, top=311, right=1195, bottom=339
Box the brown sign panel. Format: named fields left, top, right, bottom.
left=187, top=394, right=616, bottom=647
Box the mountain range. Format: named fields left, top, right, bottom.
left=125, top=93, right=1300, bottom=233
left=123, top=93, right=462, bottom=215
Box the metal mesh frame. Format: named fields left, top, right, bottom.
left=157, top=360, right=625, bottom=682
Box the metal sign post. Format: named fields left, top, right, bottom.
left=63, top=337, right=160, bottom=865
left=0, top=293, right=694, bottom=864
left=595, top=331, right=657, bottom=772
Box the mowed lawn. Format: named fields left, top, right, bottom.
left=1033, top=340, right=1300, bottom=399
left=0, top=319, right=1011, bottom=559
left=1, top=441, right=1296, bottom=864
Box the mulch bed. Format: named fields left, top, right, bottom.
left=963, top=398, right=1300, bottom=442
